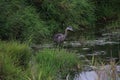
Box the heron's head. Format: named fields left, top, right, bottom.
left=66, top=26, right=73, bottom=31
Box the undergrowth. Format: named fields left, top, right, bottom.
left=0, top=41, right=81, bottom=80
left=27, top=49, right=81, bottom=80
left=0, top=41, right=31, bottom=80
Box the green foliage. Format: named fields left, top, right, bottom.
left=93, top=0, right=120, bottom=31
left=0, top=41, right=81, bottom=80
left=0, top=41, right=32, bottom=68
left=95, top=0, right=120, bottom=19
left=0, top=0, right=120, bottom=42
left=6, top=6, right=47, bottom=43
left=28, top=49, right=80, bottom=80
left=0, top=41, right=32, bottom=80
left=0, top=0, right=48, bottom=43
left=0, top=52, right=26, bottom=80
left=35, top=0, right=95, bottom=32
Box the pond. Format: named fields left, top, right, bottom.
left=31, top=31, right=120, bottom=80
left=71, top=32, right=120, bottom=80
left=57, top=31, right=120, bottom=80
left=67, top=32, right=120, bottom=63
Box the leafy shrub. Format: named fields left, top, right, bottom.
left=32, top=0, right=95, bottom=33
left=94, top=0, right=120, bottom=33
left=0, top=0, right=48, bottom=43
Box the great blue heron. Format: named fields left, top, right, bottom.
left=53, top=26, right=73, bottom=45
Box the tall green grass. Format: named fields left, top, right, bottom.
left=27, top=49, right=81, bottom=80
left=0, top=41, right=31, bottom=68
left=0, top=41, right=32, bottom=80
left=0, top=41, right=81, bottom=80
left=0, top=52, right=26, bottom=80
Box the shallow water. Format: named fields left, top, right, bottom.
left=71, top=32, right=120, bottom=63
left=73, top=32, right=120, bottom=80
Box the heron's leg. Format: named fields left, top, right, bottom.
left=58, top=43, right=65, bottom=50
left=53, top=42, right=58, bottom=48
left=53, top=43, right=60, bottom=51
left=53, top=42, right=64, bottom=51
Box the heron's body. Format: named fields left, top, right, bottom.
left=54, top=33, right=65, bottom=43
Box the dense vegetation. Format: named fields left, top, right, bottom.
left=94, top=0, right=120, bottom=34
left=30, top=49, right=80, bottom=80
left=0, top=41, right=31, bottom=80
left=0, top=0, right=119, bottom=43
left=0, top=0, right=120, bottom=80
left=0, top=41, right=80, bottom=80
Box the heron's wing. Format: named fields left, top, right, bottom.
left=54, top=33, right=65, bottom=42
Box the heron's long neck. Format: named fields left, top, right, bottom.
left=64, top=29, right=68, bottom=37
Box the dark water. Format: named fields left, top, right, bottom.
left=70, top=32, right=120, bottom=80
left=77, top=43, right=120, bottom=62
left=68, top=32, right=120, bottom=63
left=67, top=42, right=120, bottom=80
